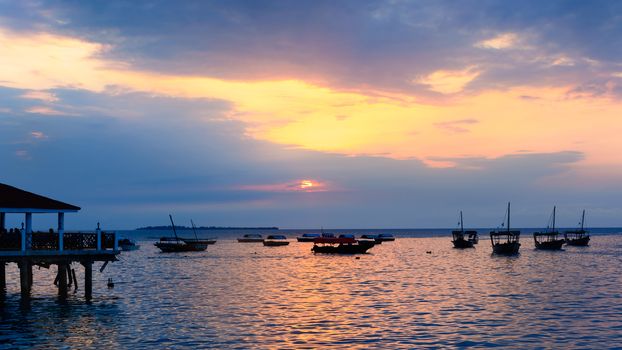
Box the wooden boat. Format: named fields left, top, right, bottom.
left=237, top=233, right=264, bottom=242
left=155, top=237, right=207, bottom=252
left=533, top=206, right=565, bottom=250
left=118, top=238, right=140, bottom=251
left=452, top=211, right=478, bottom=248
left=183, top=220, right=217, bottom=246
left=490, top=202, right=521, bottom=255
left=263, top=235, right=290, bottom=246
left=564, top=210, right=590, bottom=246
left=154, top=215, right=207, bottom=252
left=311, top=234, right=375, bottom=254
left=296, top=233, right=320, bottom=242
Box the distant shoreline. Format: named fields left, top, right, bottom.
left=136, top=226, right=279, bottom=231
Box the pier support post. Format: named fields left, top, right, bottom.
left=0, top=263, right=5, bottom=291
left=58, top=264, right=68, bottom=298
left=58, top=213, right=64, bottom=251
left=25, top=213, right=32, bottom=250
left=19, top=261, right=31, bottom=296
left=96, top=223, right=101, bottom=250
left=83, top=261, right=93, bottom=300
left=0, top=212, right=5, bottom=231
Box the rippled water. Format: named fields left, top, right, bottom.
left=1, top=232, right=621, bottom=349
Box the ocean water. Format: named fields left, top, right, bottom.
left=1, top=229, right=621, bottom=349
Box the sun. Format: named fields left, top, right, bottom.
left=299, top=180, right=314, bottom=189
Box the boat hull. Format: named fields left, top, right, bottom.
left=263, top=241, right=290, bottom=246
left=566, top=236, right=590, bottom=246
left=296, top=237, right=317, bottom=242
left=492, top=242, right=521, bottom=255
left=452, top=239, right=474, bottom=249
left=154, top=242, right=207, bottom=252
left=312, top=241, right=375, bottom=254
left=120, top=244, right=140, bottom=251
left=534, top=239, right=565, bottom=250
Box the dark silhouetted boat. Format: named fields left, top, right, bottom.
left=154, top=215, right=208, bottom=252
left=263, top=235, right=289, bottom=246
left=182, top=220, right=217, bottom=246
left=297, top=233, right=320, bottom=242
left=375, top=233, right=395, bottom=242
left=311, top=234, right=375, bottom=254
left=564, top=210, right=590, bottom=246
left=490, top=202, right=521, bottom=255
left=533, top=206, right=564, bottom=250
left=452, top=211, right=478, bottom=248
left=237, top=234, right=264, bottom=242
left=118, top=238, right=140, bottom=251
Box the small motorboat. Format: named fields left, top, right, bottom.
left=263, top=235, right=290, bottom=246
left=534, top=206, right=564, bottom=250
left=490, top=202, right=521, bottom=255
left=375, top=233, right=396, bottom=242
left=118, top=238, right=140, bottom=251
left=359, top=234, right=380, bottom=244
left=297, top=233, right=320, bottom=242
left=452, top=211, right=478, bottom=248
left=564, top=210, right=590, bottom=246
left=311, top=234, right=375, bottom=254
left=237, top=234, right=264, bottom=242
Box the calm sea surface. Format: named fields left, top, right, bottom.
left=1, top=229, right=621, bottom=349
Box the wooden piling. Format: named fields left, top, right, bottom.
left=83, top=261, right=93, bottom=300
left=19, top=261, right=31, bottom=296
left=58, top=264, right=68, bottom=298
left=0, top=263, right=5, bottom=291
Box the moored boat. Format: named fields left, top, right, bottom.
left=263, top=235, right=290, bottom=246
left=452, top=211, right=478, bottom=248
left=490, top=202, right=521, bottom=255
left=118, top=238, right=140, bottom=251
left=533, top=206, right=564, bottom=250
left=564, top=210, right=590, bottom=246
left=311, top=234, right=375, bottom=254
left=154, top=215, right=207, bottom=253
left=237, top=233, right=264, bottom=242
left=375, top=233, right=395, bottom=242
left=297, top=233, right=320, bottom=242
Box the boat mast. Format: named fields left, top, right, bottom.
left=581, top=209, right=585, bottom=231
left=191, top=219, right=199, bottom=240
left=169, top=214, right=180, bottom=241
left=552, top=206, right=556, bottom=231
left=507, top=202, right=511, bottom=232
left=460, top=211, right=464, bottom=232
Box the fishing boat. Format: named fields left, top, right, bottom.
left=154, top=215, right=208, bottom=252
left=452, top=211, right=478, bottom=248
left=237, top=233, right=264, bottom=242
left=564, top=210, right=590, bottom=246
left=533, top=206, right=565, bottom=250
left=490, top=202, right=521, bottom=255
left=182, top=220, right=217, bottom=246
left=311, top=234, right=375, bottom=254
left=118, top=238, right=140, bottom=251
left=296, top=233, right=320, bottom=242
left=263, top=235, right=290, bottom=246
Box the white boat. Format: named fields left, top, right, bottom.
left=118, top=238, right=140, bottom=251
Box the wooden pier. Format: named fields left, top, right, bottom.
left=0, top=183, right=119, bottom=300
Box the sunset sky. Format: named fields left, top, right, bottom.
left=1, top=0, right=621, bottom=228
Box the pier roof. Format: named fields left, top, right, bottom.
left=0, top=183, right=80, bottom=213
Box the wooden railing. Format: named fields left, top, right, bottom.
left=0, top=231, right=116, bottom=251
